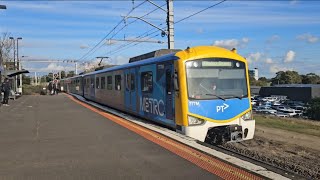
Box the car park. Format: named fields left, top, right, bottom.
left=255, top=106, right=277, bottom=114
left=275, top=112, right=290, bottom=118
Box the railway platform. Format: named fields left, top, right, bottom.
left=0, top=94, right=286, bottom=180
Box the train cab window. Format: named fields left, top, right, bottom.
left=101, top=77, right=106, bottom=89
left=141, top=71, right=153, bottom=93
left=126, top=74, right=130, bottom=91
left=115, top=75, right=121, bottom=91
left=131, top=73, right=135, bottom=91
left=107, top=76, right=112, bottom=90
left=96, top=77, right=100, bottom=89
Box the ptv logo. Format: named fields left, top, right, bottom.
left=216, top=103, right=229, bottom=112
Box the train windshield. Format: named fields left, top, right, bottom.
left=186, top=58, right=248, bottom=100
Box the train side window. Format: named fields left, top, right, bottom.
left=86, top=78, right=89, bottom=88
left=107, top=76, right=112, bottom=90
left=131, top=73, right=135, bottom=91
left=101, top=77, right=106, bottom=89
left=125, top=74, right=130, bottom=91
left=96, top=77, right=100, bottom=89
left=141, top=71, right=153, bottom=93
left=115, top=75, right=121, bottom=91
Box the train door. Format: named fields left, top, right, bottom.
left=165, top=63, right=174, bottom=120
left=90, top=75, right=95, bottom=99
left=125, top=68, right=137, bottom=112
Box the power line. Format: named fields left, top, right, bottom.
left=98, top=0, right=227, bottom=58
left=79, top=2, right=166, bottom=61
left=77, top=0, right=147, bottom=61
left=175, top=0, right=227, bottom=24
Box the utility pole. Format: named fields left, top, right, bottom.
left=16, top=37, right=22, bottom=93
left=9, top=37, right=16, bottom=92
left=167, top=0, right=174, bottom=49
left=125, top=0, right=175, bottom=49
left=75, top=62, right=78, bottom=75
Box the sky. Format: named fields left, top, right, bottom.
left=0, top=0, right=319, bottom=78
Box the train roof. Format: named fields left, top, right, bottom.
left=84, top=52, right=180, bottom=76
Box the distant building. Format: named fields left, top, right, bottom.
left=259, top=84, right=320, bottom=102
left=248, top=68, right=259, bottom=80
left=250, top=86, right=261, bottom=95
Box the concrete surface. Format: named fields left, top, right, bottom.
left=0, top=95, right=218, bottom=180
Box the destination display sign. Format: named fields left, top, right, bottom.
left=202, top=61, right=232, bottom=67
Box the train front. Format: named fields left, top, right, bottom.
left=175, top=46, right=255, bottom=144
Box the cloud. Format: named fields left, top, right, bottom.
left=213, top=38, right=249, bottom=49
left=284, top=50, right=295, bottom=63
left=113, top=55, right=129, bottom=65
left=296, top=33, right=319, bottom=43
left=266, top=35, right=280, bottom=44
left=80, top=44, right=89, bottom=49
left=196, top=28, right=204, bottom=34
left=269, top=65, right=292, bottom=74
left=290, top=0, right=299, bottom=5
left=246, top=52, right=262, bottom=64
left=26, top=63, right=74, bottom=73
left=265, top=58, right=273, bottom=64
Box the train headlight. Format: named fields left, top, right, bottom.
left=188, top=115, right=205, bottom=126
left=242, top=111, right=252, bottom=120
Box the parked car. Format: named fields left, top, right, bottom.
left=255, top=106, right=277, bottom=114
left=275, top=112, right=290, bottom=118
left=251, top=100, right=257, bottom=105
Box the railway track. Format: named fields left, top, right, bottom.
left=198, top=141, right=306, bottom=180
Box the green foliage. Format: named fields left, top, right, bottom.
left=249, top=75, right=269, bottom=86
left=60, top=71, right=66, bottom=79
left=254, top=114, right=320, bottom=136
left=271, top=71, right=302, bottom=85
left=301, top=73, right=320, bottom=84
left=22, top=85, right=43, bottom=95
left=307, top=98, right=320, bottom=121
left=67, top=71, right=75, bottom=78
left=22, top=74, right=31, bottom=85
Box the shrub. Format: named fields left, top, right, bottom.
left=307, top=98, right=320, bottom=121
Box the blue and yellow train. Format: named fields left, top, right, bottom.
left=61, top=46, right=255, bottom=144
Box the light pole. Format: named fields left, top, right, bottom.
left=16, top=37, right=22, bottom=93
left=20, top=56, right=28, bottom=94
left=0, top=5, right=6, bottom=9
left=9, top=37, right=16, bottom=92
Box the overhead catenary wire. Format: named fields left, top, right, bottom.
left=97, top=0, right=227, bottom=60
left=79, top=2, right=166, bottom=63
left=77, top=0, right=147, bottom=62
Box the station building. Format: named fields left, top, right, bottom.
left=259, top=84, right=320, bottom=102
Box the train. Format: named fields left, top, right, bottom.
left=60, top=46, right=255, bottom=144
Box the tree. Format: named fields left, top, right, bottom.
left=258, top=77, right=268, bottom=81
left=249, top=75, right=269, bottom=86
left=0, top=32, right=13, bottom=69
left=22, top=74, right=31, bottom=85
left=67, top=71, right=75, bottom=78
left=301, top=73, right=320, bottom=84
left=307, top=98, right=320, bottom=121
left=60, top=71, right=66, bottom=79
left=271, top=71, right=302, bottom=85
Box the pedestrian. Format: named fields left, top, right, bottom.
left=48, top=82, right=53, bottom=95
left=1, top=78, right=11, bottom=106
left=53, top=82, right=57, bottom=95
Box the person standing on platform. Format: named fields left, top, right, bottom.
left=1, top=78, right=11, bottom=106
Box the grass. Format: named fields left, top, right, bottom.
left=254, top=114, right=320, bottom=137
